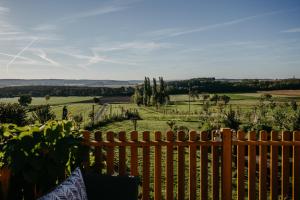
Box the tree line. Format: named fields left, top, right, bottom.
left=1, top=78, right=300, bottom=98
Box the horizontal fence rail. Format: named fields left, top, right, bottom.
left=82, top=129, right=300, bottom=200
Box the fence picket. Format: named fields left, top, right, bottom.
left=237, top=130, right=245, bottom=200
left=142, top=131, right=150, bottom=200
left=221, top=128, right=232, bottom=200
left=212, top=131, right=220, bottom=200
left=200, top=131, right=208, bottom=200
left=293, top=131, right=300, bottom=199
left=119, top=131, right=126, bottom=175
left=154, top=131, right=162, bottom=200
left=166, top=131, right=174, bottom=200
left=94, top=131, right=103, bottom=173
left=106, top=131, right=114, bottom=175
left=259, top=131, right=267, bottom=200
left=177, top=131, right=186, bottom=200
left=130, top=131, right=139, bottom=176
left=281, top=131, right=290, bottom=199
left=248, top=131, right=256, bottom=200
left=189, top=131, right=197, bottom=200
left=270, top=131, right=278, bottom=200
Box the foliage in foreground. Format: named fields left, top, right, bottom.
left=0, top=103, right=27, bottom=126
left=0, top=121, right=84, bottom=196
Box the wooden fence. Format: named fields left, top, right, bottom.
left=82, top=128, right=300, bottom=200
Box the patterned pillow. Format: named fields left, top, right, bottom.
left=38, top=168, right=88, bottom=200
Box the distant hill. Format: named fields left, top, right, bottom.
left=0, top=79, right=142, bottom=88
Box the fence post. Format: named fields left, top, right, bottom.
left=154, top=131, right=162, bottom=200
left=177, top=131, right=185, bottom=200
left=200, top=131, right=208, bottom=200
left=259, top=131, right=267, bottom=200
left=142, top=131, right=150, bottom=200
left=166, top=131, right=174, bottom=200
left=119, top=131, right=126, bottom=175
left=237, top=130, right=245, bottom=200
left=212, top=131, right=220, bottom=200
left=221, top=128, right=232, bottom=200
left=281, top=131, right=290, bottom=199
left=94, top=131, right=103, bottom=174
left=293, top=131, right=300, bottom=200
left=82, top=131, right=90, bottom=170
left=270, top=131, right=278, bottom=200
left=248, top=131, right=256, bottom=200
left=130, top=131, right=139, bottom=176
left=189, top=131, right=197, bottom=200
left=106, top=131, right=115, bottom=175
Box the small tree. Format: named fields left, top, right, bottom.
left=62, top=106, right=68, bottom=120
left=290, top=100, right=298, bottom=111
left=220, top=95, right=230, bottom=105
left=210, top=94, right=219, bottom=105
left=223, top=107, right=240, bottom=130
left=132, top=85, right=143, bottom=106
left=73, top=114, right=83, bottom=129
left=166, top=120, right=176, bottom=130
left=45, top=95, right=51, bottom=104
left=18, top=94, right=32, bottom=106
left=32, top=105, right=56, bottom=124
left=93, top=97, right=100, bottom=104
left=201, top=93, right=210, bottom=105
left=0, top=103, right=27, bottom=126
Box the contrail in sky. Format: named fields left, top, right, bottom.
left=6, top=38, right=37, bottom=73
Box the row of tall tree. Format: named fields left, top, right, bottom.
left=132, top=77, right=169, bottom=106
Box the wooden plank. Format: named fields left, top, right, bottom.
left=237, top=130, right=245, bottom=200
left=189, top=131, right=197, bottom=200
left=281, top=131, right=290, bottom=199
left=106, top=131, right=115, bottom=175
left=82, top=131, right=91, bottom=170
left=130, top=131, right=139, bottom=176
left=221, top=128, right=232, bottom=200
left=293, top=131, right=300, bottom=200
left=259, top=131, right=267, bottom=200
left=154, top=131, right=162, bottom=200
left=248, top=131, right=256, bottom=200
left=166, top=131, right=174, bottom=200
left=142, top=131, right=150, bottom=200
left=200, top=131, right=208, bottom=200
left=119, top=131, right=126, bottom=175
left=212, top=131, right=219, bottom=200
left=270, top=131, right=278, bottom=200
left=94, top=131, right=103, bottom=174
left=177, top=131, right=185, bottom=200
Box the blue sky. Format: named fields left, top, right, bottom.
left=0, top=0, right=300, bottom=80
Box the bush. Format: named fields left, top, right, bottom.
left=18, top=94, right=32, bottom=106
left=0, top=121, right=83, bottom=196
left=0, top=103, right=27, bottom=126
left=31, top=105, right=56, bottom=124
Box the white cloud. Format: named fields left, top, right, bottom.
left=32, top=24, right=57, bottom=31
left=60, top=0, right=140, bottom=22
left=282, top=28, right=300, bottom=33
left=34, top=49, right=61, bottom=66
left=0, top=6, right=10, bottom=14
left=146, top=8, right=299, bottom=39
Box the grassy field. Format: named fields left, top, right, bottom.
left=0, top=96, right=95, bottom=105
left=1, top=91, right=299, bottom=199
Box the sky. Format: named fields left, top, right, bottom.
left=0, top=0, right=300, bottom=80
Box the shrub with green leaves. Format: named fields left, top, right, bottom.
left=31, top=104, right=56, bottom=124
left=0, top=103, right=27, bottom=126
left=0, top=121, right=83, bottom=195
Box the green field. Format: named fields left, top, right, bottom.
left=2, top=92, right=300, bottom=133
left=1, top=92, right=299, bottom=199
